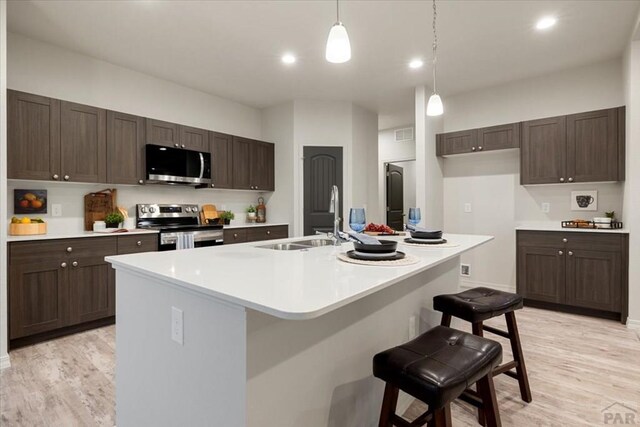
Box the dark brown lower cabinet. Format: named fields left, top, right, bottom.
left=8, top=234, right=158, bottom=348
left=223, top=225, right=288, bottom=245
left=516, top=231, right=628, bottom=323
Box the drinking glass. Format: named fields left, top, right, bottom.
left=349, top=208, right=366, bottom=233
left=408, top=208, right=421, bottom=226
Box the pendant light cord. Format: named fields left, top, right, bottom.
left=336, top=0, right=340, bottom=23
left=432, top=0, right=438, bottom=93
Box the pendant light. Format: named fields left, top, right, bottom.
left=326, top=0, right=351, bottom=63
left=426, top=0, right=443, bottom=116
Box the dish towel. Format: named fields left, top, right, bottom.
left=176, top=233, right=195, bottom=250
left=405, top=224, right=442, bottom=233
left=347, top=231, right=382, bottom=245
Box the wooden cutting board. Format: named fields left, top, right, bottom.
left=84, top=189, right=117, bottom=231
left=200, top=204, right=219, bottom=224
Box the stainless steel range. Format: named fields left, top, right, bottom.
left=136, top=204, right=224, bottom=251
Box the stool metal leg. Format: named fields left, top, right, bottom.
left=378, top=383, right=399, bottom=427
left=477, top=374, right=501, bottom=427
left=505, top=312, right=532, bottom=403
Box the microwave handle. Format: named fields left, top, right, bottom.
left=199, top=152, right=204, bottom=179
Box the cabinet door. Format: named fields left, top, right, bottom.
left=566, top=108, right=618, bottom=183
left=210, top=132, right=234, bottom=189
left=179, top=125, right=209, bottom=151
left=68, top=256, right=115, bottom=325
left=251, top=141, right=275, bottom=191
left=436, top=129, right=477, bottom=155
left=517, top=245, right=565, bottom=304
left=107, top=111, right=145, bottom=185
left=146, top=118, right=179, bottom=148
left=232, top=136, right=252, bottom=189
left=520, top=116, right=566, bottom=185
left=7, top=90, right=61, bottom=181
left=565, top=249, right=621, bottom=312
left=477, top=123, right=520, bottom=152
left=60, top=101, right=107, bottom=183
left=9, top=260, right=68, bottom=339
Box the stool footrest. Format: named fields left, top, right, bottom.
left=459, top=389, right=483, bottom=409
left=493, top=360, right=518, bottom=376
left=504, top=370, right=519, bottom=380
left=391, top=412, right=433, bottom=427
left=482, top=325, right=510, bottom=339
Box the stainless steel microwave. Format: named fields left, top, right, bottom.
left=145, top=144, right=211, bottom=185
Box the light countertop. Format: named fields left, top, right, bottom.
left=106, top=233, right=493, bottom=320
left=223, top=222, right=288, bottom=229
left=515, top=222, right=629, bottom=234
left=7, top=229, right=159, bottom=242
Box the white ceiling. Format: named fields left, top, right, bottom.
left=7, top=0, right=640, bottom=129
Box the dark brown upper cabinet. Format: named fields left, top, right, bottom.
left=7, top=90, right=61, bottom=181
left=520, top=116, right=566, bottom=185
left=60, top=101, right=107, bottom=183
left=107, top=111, right=145, bottom=185
left=436, top=129, right=477, bottom=155
left=521, top=107, right=624, bottom=185
left=232, top=137, right=275, bottom=191
left=210, top=132, right=234, bottom=189
left=232, top=136, right=253, bottom=190
left=179, top=125, right=209, bottom=151
left=145, top=118, right=179, bottom=148
left=436, top=122, right=520, bottom=156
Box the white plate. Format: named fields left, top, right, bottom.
left=408, top=237, right=446, bottom=244
left=353, top=250, right=398, bottom=259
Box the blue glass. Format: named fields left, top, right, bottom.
left=408, top=207, right=421, bottom=226
left=349, top=208, right=366, bottom=233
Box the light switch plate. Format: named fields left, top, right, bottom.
left=541, top=203, right=550, bottom=213
left=464, top=203, right=472, bottom=213
left=51, top=204, right=62, bottom=217
left=171, top=307, right=184, bottom=345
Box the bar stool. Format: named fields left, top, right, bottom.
left=373, top=325, right=503, bottom=427
left=434, top=287, right=532, bottom=403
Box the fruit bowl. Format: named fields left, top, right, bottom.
left=10, top=222, right=47, bottom=236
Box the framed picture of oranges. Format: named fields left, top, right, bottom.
left=14, top=189, right=47, bottom=214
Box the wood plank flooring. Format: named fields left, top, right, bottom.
left=0, top=307, right=638, bottom=426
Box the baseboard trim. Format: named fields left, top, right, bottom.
left=460, top=279, right=515, bottom=293
left=0, top=354, right=11, bottom=370
left=626, top=318, right=640, bottom=330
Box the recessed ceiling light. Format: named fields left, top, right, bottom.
left=409, top=59, right=424, bottom=69
left=536, top=16, right=557, bottom=30
left=281, top=54, right=296, bottom=64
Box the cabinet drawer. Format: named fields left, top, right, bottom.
left=224, top=229, right=247, bottom=244
left=117, top=234, right=158, bottom=254
left=564, top=233, right=623, bottom=252
left=10, top=237, right=118, bottom=264
left=517, top=231, right=565, bottom=248
left=246, top=226, right=288, bottom=242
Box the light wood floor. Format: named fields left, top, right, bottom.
left=0, top=308, right=638, bottom=426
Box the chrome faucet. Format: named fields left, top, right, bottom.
left=328, top=185, right=347, bottom=246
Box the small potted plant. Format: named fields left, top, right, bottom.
left=104, top=212, right=124, bottom=229
left=219, top=211, right=235, bottom=225
left=246, top=205, right=257, bottom=223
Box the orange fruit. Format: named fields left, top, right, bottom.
left=30, top=200, right=43, bottom=209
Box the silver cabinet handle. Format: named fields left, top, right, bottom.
left=66, top=247, right=73, bottom=253
left=64, top=175, right=70, bottom=181
left=568, top=177, right=574, bottom=182
left=266, top=230, right=271, bottom=235
left=60, top=262, right=67, bottom=268
left=562, top=238, right=568, bottom=243
left=72, top=261, right=78, bottom=267
left=181, top=144, right=185, bottom=148
left=211, top=183, right=215, bottom=188
left=558, top=250, right=564, bottom=256
left=471, top=147, right=476, bottom=151
left=559, top=177, right=565, bottom=182
left=137, top=241, right=142, bottom=246
left=52, top=174, right=59, bottom=180
left=255, top=186, right=259, bottom=190
left=568, top=251, right=573, bottom=256
left=478, top=146, right=483, bottom=151
left=138, top=179, right=144, bottom=185
left=233, top=233, right=238, bottom=238
left=174, top=143, right=179, bottom=148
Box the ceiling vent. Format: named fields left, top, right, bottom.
left=394, top=127, right=414, bottom=142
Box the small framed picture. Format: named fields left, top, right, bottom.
left=14, top=189, right=47, bottom=214
left=571, top=190, right=597, bottom=211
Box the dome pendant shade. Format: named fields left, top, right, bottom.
left=426, top=94, right=443, bottom=116
left=325, top=23, right=351, bottom=63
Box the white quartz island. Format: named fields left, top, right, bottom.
left=106, top=233, right=492, bottom=427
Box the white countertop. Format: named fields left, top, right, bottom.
left=223, top=222, right=288, bottom=230
left=106, top=233, right=493, bottom=320
left=7, top=229, right=159, bottom=242
left=515, top=222, right=629, bottom=234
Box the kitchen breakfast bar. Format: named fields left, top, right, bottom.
left=106, top=233, right=493, bottom=427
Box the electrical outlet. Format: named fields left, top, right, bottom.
left=171, top=307, right=184, bottom=345
left=464, top=203, right=472, bottom=213
left=51, top=204, right=62, bottom=217
left=460, top=264, right=471, bottom=277
left=541, top=202, right=550, bottom=213
left=409, top=315, right=417, bottom=339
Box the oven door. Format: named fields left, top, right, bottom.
left=159, top=229, right=224, bottom=251
left=146, top=144, right=211, bottom=185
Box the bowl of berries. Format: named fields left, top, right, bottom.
left=363, top=223, right=398, bottom=236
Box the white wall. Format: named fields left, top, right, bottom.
left=351, top=103, right=380, bottom=224
left=440, top=58, right=626, bottom=293
left=0, top=0, right=9, bottom=369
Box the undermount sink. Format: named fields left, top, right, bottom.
left=257, top=238, right=334, bottom=251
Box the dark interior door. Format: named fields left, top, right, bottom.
left=386, top=163, right=404, bottom=231
left=303, top=147, right=343, bottom=236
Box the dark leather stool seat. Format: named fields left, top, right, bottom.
left=433, top=287, right=523, bottom=323
left=435, top=287, right=532, bottom=407
left=374, top=326, right=503, bottom=427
